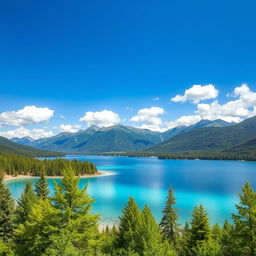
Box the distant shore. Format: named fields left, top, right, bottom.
left=4, top=170, right=113, bottom=182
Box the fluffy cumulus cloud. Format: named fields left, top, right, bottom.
left=79, top=110, right=121, bottom=127
left=59, top=124, right=81, bottom=133
left=171, top=84, right=219, bottom=103
left=167, top=84, right=256, bottom=128
left=195, top=84, right=256, bottom=122
left=130, top=107, right=165, bottom=132
left=0, top=106, right=54, bottom=127
left=0, top=127, right=53, bottom=140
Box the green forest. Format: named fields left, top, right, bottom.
left=0, top=168, right=255, bottom=256
left=0, top=152, right=97, bottom=176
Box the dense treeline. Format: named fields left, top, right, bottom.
left=99, top=151, right=256, bottom=161
left=0, top=168, right=255, bottom=255
left=0, top=152, right=97, bottom=176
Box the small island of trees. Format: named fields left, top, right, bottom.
left=0, top=152, right=97, bottom=176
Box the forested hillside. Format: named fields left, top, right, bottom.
left=0, top=136, right=64, bottom=157
left=147, top=115, right=256, bottom=155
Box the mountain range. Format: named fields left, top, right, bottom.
left=0, top=136, right=64, bottom=157
left=147, top=116, right=256, bottom=155
left=12, top=119, right=234, bottom=154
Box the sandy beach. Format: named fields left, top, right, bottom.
left=4, top=170, right=114, bottom=181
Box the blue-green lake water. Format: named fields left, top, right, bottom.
left=6, top=155, right=256, bottom=226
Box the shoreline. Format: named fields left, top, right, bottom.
left=4, top=170, right=114, bottom=182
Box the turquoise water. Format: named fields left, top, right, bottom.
left=6, top=155, right=256, bottom=225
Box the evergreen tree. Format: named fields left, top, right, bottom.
left=43, top=229, right=80, bottom=256
left=15, top=181, right=37, bottom=225
left=35, top=175, right=50, bottom=199
left=192, top=237, right=222, bottom=256
left=181, top=221, right=191, bottom=254
left=221, top=220, right=236, bottom=256
left=138, top=205, right=175, bottom=256
left=211, top=223, right=222, bottom=241
left=160, top=187, right=180, bottom=246
left=14, top=199, right=61, bottom=256
left=114, top=197, right=141, bottom=253
left=52, top=167, right=99, bottom=254
left=232, top=182, right=256, bottom=256
left=189, top=205, right=210, bottom=251
left=0, top=173, right=15, bottom=242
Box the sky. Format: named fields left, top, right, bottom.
left=0, top=0, right=256, bottom=139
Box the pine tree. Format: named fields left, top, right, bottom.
left=232, top=182, right=256, bottom=256
left=189, top=205, right=210, bottom=250
left=51, top=167, right=99, bottom=254
left=43, top=229, right=80, bottom=256
left=181, top=222, right=191, bottom=255
left=211, top=223, right=222, bottom=241
left=0, top=173, right=15, bottom=242
left=15, top=181, right=37, bottom=225
left=138, top=205, right=173, bottom=256
left=35, top=175, right=50, bottom=199
left=114, top=197, right=141, bottom=253
left=221, top=220, right=236, bottom=256
left=14, top=199, right=61, bottom=256
left=160, top=187, right=180, bottom=246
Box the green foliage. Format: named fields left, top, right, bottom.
left=0, top=136, right=64, bottom=157
left=15, top=168, right=100, bottom=255
left=0, top=168, right=255, bottom=256
left=160, top=187, right=180, bottom=246
left=138, top=205, right=173, bottom=256
left=35, top=174, right=50, bottom=199
left=114, top=197, right=141, bottom=252
left=220, top=220, right=236, bottom=256
left=14, top=199, right=61, bottom=256
left=147, top=115, right=256, bottom=155
left=0, top=173, right=15, bottom=242
left=0, top=152, right=97, bottom=176
left=51, top=167, right=100, bottom=254
left=31, top=125, right=162, bottom=153
left=191, top=238, right=222, bottom=256
left=189, top=205, right=211, bottom=252
left=232, top=182, right=256, bottom=255
left=43, top=229, right=80, bottom=256
left=15, top=181, right=37, bottom=225
left=0, top=239, right=14, bottom=256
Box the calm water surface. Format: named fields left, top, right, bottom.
left=6, top=155, right=256, bottom=225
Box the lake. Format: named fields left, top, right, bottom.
left=6, top=155, right=256, bottom=226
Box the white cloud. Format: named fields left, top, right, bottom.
left=171, top=84, right=219, bottom=103
left=0, top=106, right=54, bottom=127
left=195, top=84, right=256, bottom=122
left=59, top=124, right=81, bottom=133
left=79, top=110, right=121, bottom=127
left=130, top=107, right=165, bottom=132
left=167, top=84, right=256, bottom=128
left=0, top=127, right=54, bottom=140
left=153, top=97, right=160, bottom=101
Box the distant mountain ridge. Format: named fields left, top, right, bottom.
left=162, top=119, right=233, bottom=140
left=26, top=125, right=162, bottom=153
left=0, top=136, right=64, bottom=157
left=147, top=116, right=256, bottom=154
left=11, top=119, right=235, bottom=153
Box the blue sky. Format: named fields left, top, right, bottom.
left=0, top=0, right=256, bottom=138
